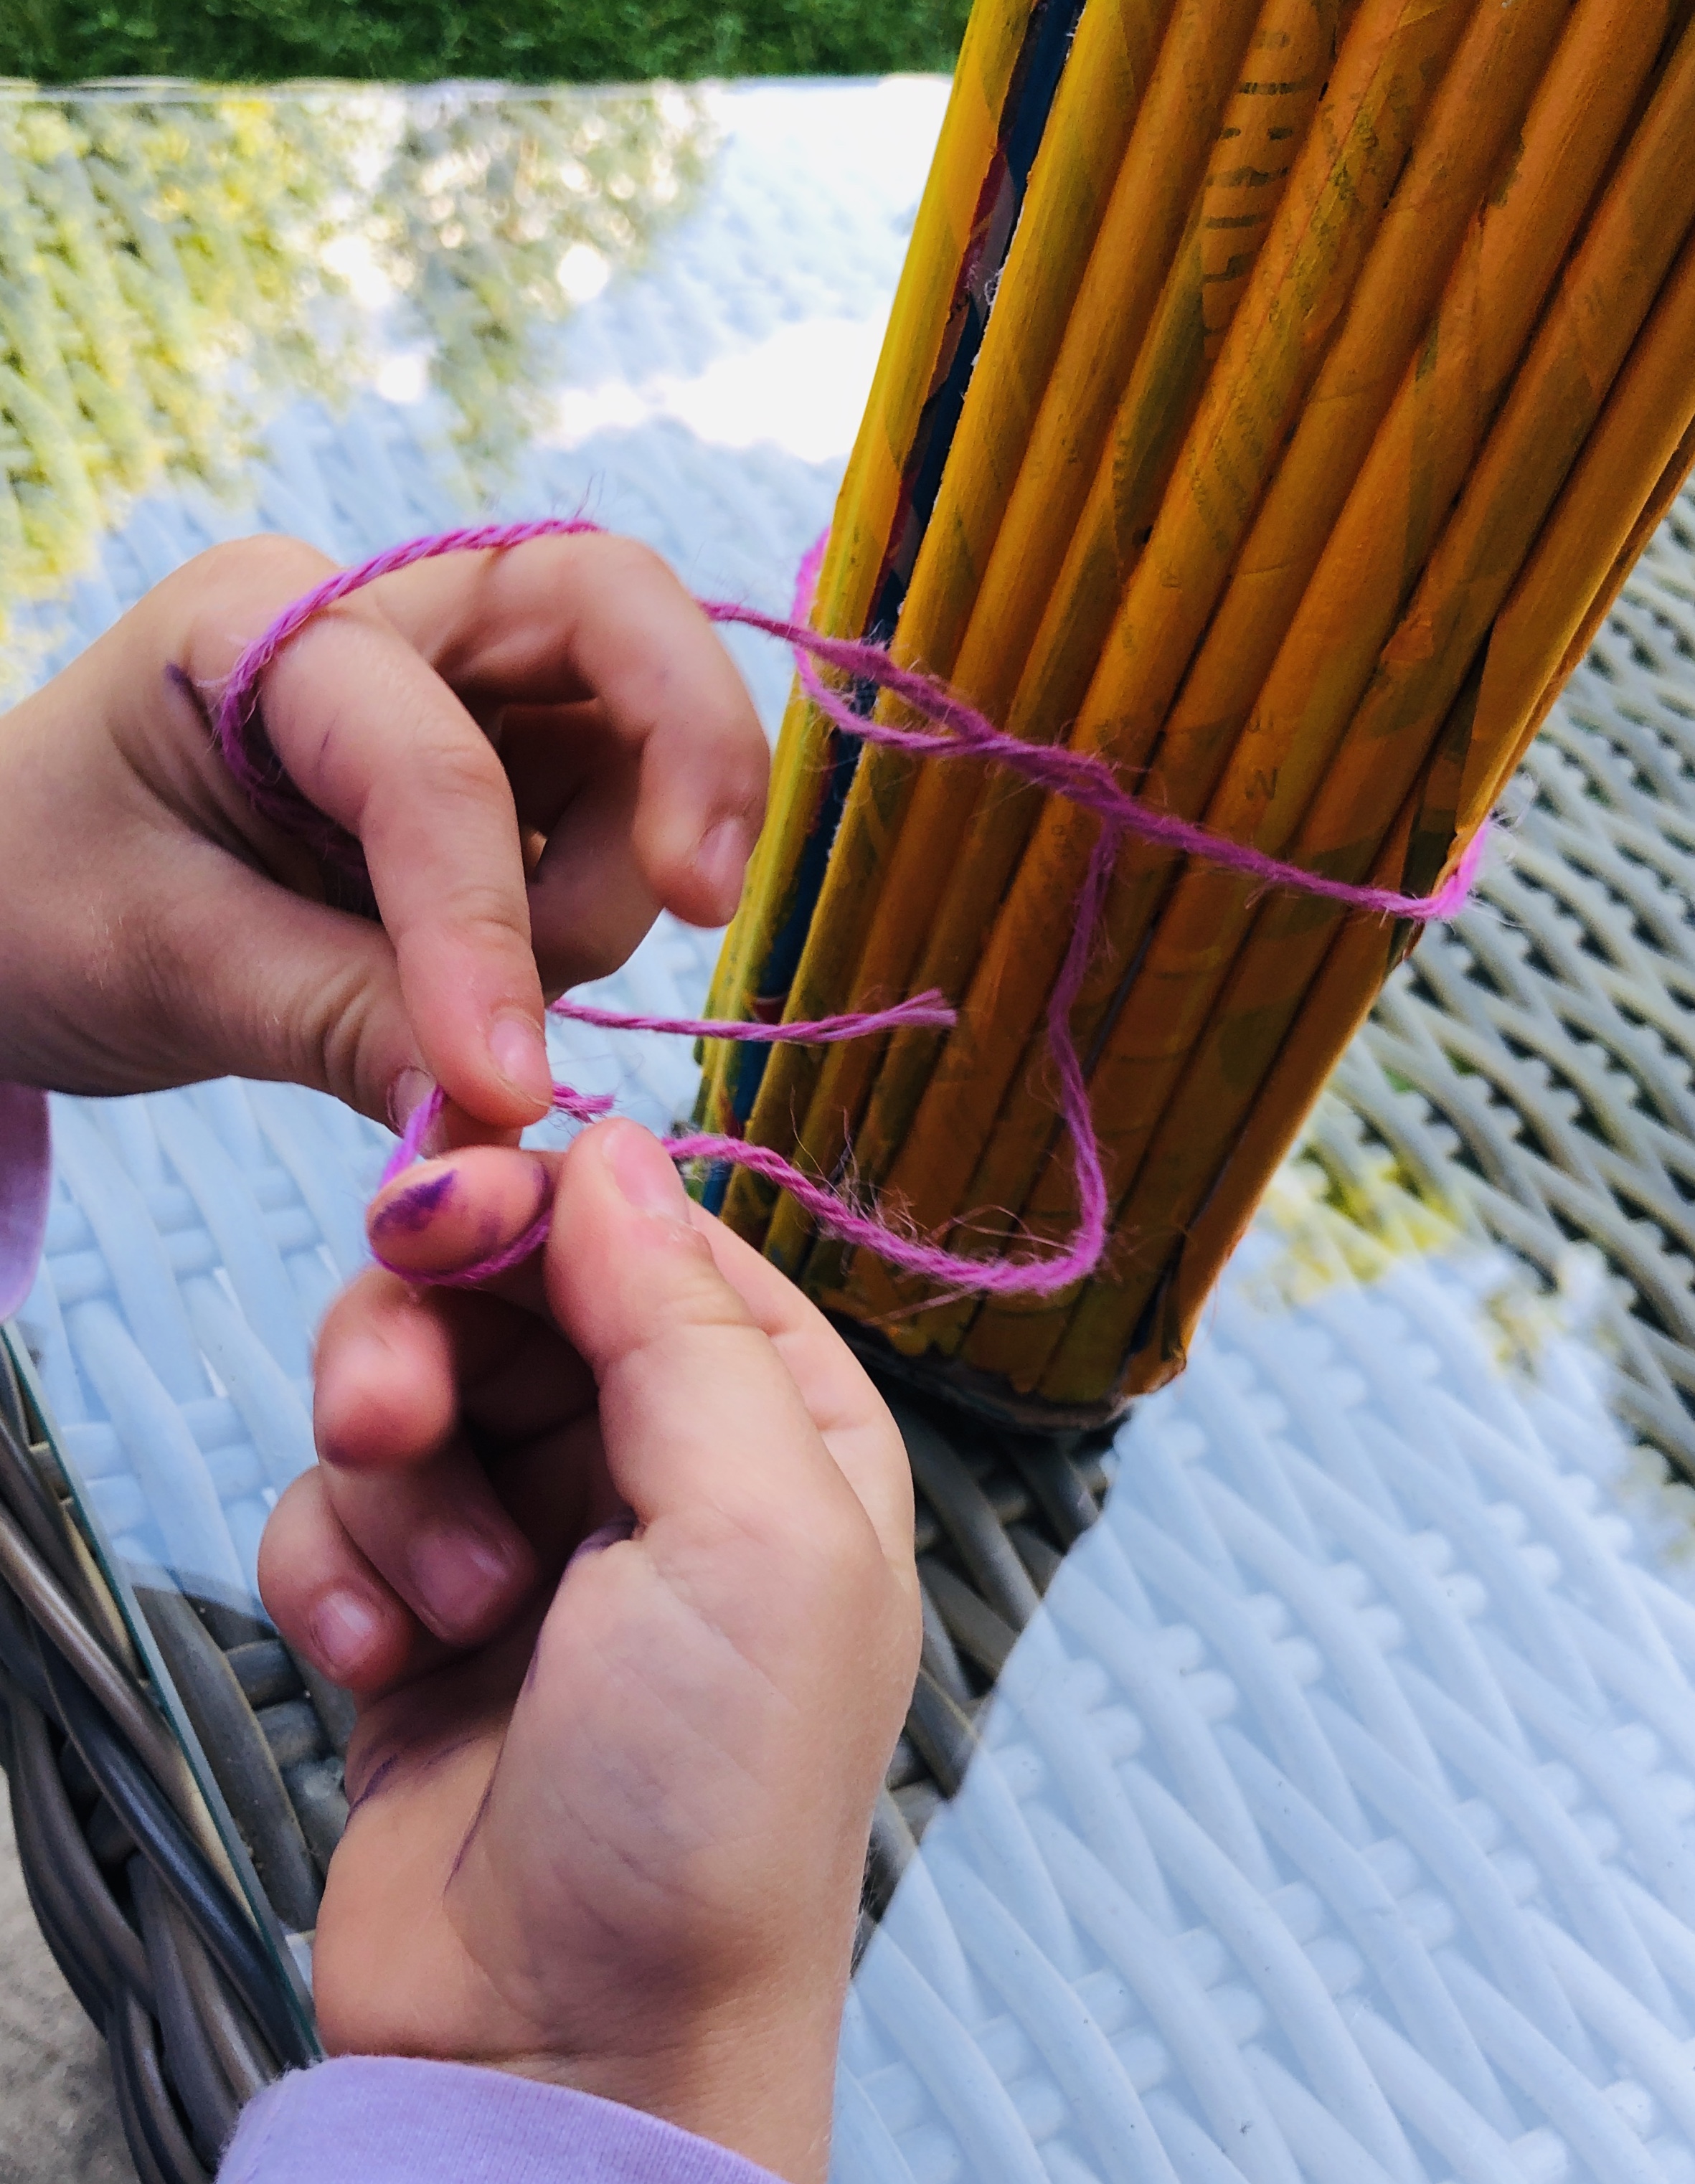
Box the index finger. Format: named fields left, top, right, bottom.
left=184, top=531, right=769, bottom=1132
left=372, top=531, right=770, bottom=931
left=368, top=1130, right=915, bottom=1574
left=181, top=537, right=552, bottom=1131
left=547, top=1122, right=916, bottom=1584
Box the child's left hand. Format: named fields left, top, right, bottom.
left=259, top=1123, right=920, bottom=2184
left=0, top=530, right=768, bottom=1132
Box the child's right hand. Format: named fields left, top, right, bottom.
left=258, top=1121, right=920, bottom=2184
left=0, top=531, right=767, bottom=1136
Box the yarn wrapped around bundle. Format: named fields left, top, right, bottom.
left=216, top=520, right=1478, bottom=1296
left=694, top=0, right=1695, bottom=1426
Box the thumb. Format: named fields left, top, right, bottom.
left=147, top=848, right=422, bottom=1123
left=545, top=1120, right=856, bottom=1543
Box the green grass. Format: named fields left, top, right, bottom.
left=0, top=0, right=971, bottom=84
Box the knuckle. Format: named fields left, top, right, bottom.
left=319, top=1011, right=399, bottom=1125
left=271, top=951, right=397, bottom=1121
left=190, top=534, right=336, bottom=616
left=664, top=1245, right=756, bottom=1333
left=433, top=894, right=534, bottom=960
left=586, top=531, right=674, bottom=592
left=412, top=724, right=509, bottom=803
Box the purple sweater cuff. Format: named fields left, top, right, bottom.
left=0, top=1083, right=49, bottom=1320
left=217, top=2057, right=786, bottom=2184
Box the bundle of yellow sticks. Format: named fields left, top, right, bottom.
left=694, top=0, right=1695, bottom=1426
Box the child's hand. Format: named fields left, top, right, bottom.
left=0, top=534, right=766, bottom=1130
left=258, top=1121, right=920, bottom=2184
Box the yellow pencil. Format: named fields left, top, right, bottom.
left=883, top=0, right=1665, bottom=1356
left=694, top=0, right=1039, bottom=1139
left=1455, top=230, right=1695, bottom=838
left=833, top=0, right=1479, bottom=1331
left=1046, top=15, right=1695, bottom=1399
left=941, top=0, right=1575, bottom=1378
left=1132, top=799, right=1420, bottom=1405
left=717, top=0, right=1181, bottom=1247
left=728, top=0, right=1263, bottom=1261
left=762, top=0, right=1308, bottom=1280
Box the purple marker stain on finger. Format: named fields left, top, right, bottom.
left=165, top=660, right=212, bottom=723
left=345, top=1750, right=402, bottom=1819
left=370, top=1166, right=456, bottom=1239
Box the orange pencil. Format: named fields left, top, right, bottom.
left=765, top=0, right=1321, bottom=1278
left=1128, top=801, right=1420, bottom=1407
left=1047, top=17, right=1695, bottom=1399
left=694, top=0, right=1039, bottom=1132
left=938, top=0, right=1575, bottom=1376
left=717, top=0, right=1180, bottom=1244
left=1455, top=233, right=1695, bottom=838
left=899, top=0, right=1669, bottom=1360
left=833, top=0, right=1480, bottom=1330
left=727, top=0, right=1264, bottom=1259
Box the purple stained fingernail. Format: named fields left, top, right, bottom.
left=566, top=1510, right=638, bottom=1572
left=370, top=1167, right=455, bottom=1239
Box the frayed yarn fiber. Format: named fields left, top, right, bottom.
left=216, top=521, right=1488, bottom=1295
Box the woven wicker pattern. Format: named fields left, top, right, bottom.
left=1334, top=495, right=1695, bottom=1485
left=847, top=1221, right=1695, bottom=2184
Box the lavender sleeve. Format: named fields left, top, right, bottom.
left=0, top=1084, right=49, bottom=1320
left=218, top=2057, right=788, bottom=2184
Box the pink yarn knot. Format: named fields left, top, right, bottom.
left=216, top=521, right=1489, bottom=1297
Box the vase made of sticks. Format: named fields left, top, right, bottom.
left=692, top=0, right=1695, bottom=1428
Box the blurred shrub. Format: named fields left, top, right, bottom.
left=0, top=83, right=712, bottom=672
left=0, top=0, right=971, bottom=85
left=382, top=85, right=712, bottom=468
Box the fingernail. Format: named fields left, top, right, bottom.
left=605, top=1122, right=690, bottom=1221
left=410, top=1526, right=522, bottom=1640
left=566, top=1510, right=638, bottom=1572
left=309, top=1589, right=384, bottom=1680
left=489, top=1013, right=554, bottom=1112
left=387, top=1067, right=435, bottom=1133
left=695, top=816, right=753, bottom=925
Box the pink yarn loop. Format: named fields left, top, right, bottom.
left=219, top=520, right=1488, bottom=1297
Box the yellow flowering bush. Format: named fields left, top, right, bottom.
left=0, top=84, right=712, bottom=672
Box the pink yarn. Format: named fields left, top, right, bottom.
left=551, top=990, right=955, bottom=1044
left=217, top=520, right=1488, bottom=1296
left=217, top=521, right=607, bottom=870
left=732, top=600, right=1491, bottom=925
